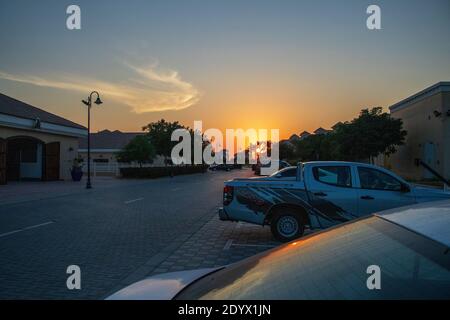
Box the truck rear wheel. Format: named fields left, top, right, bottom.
left=271, top=210, right=305, bottom=242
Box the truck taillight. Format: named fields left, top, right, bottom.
left=223, top=185, right=234, bottom=205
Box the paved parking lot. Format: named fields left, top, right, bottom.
left=0, top=169, right=284, bottom=299
left=147, top=219, right=279, bottom=275
left=0, top=177, right=149, bottom=206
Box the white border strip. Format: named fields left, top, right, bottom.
left=0, top=113, right=87, bottom=137
left=124, top=198, right=144, bottom=204
left=0, top=221, right=54, bottom=238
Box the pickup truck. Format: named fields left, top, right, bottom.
left=219, top=161, right=450, bottom=242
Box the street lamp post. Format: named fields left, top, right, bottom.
left=82, top=91, right=103, bottom=189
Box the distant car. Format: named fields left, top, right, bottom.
left=220, top=161, right=450, bottom=241
left=232, top=163, right=243, bottom=170
left=107, top=200, right=450, bottom=300
left=254, top=160, right=290, bottom=176
left=209, top=164, right=232, bottom=171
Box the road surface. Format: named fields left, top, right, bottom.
left=0, top=169, right=257, bottom=299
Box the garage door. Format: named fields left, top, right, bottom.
left=45, top=142, right=60, bottom=181
left=0, top=139, right=6, bottom=185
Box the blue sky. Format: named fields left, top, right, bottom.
left=0, top=0, right=449, bottom=136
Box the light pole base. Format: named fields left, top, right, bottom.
left=86, top=181, right=92, bottom=189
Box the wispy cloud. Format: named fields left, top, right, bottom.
left=0, top=63, right=200, bottom=113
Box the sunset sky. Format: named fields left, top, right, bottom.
left=0, top=0, right=449, bottom=139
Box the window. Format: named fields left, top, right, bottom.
left=358, top=167, right=402, bottom=191
left=312, top=166, right=352, bottom=187
left=176, top=217, right=450, bottom=299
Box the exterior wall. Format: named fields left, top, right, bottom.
left=0, top=126, right=80, bottom=180
left=388, top=92, right=449, bottom=181
left=444, top=92, right=450, bottom=180
left=77, top=150, right=167, bottom=177
left=78, top=151, right=166, bottom=166
left=78, top=151, right=117, bottom=163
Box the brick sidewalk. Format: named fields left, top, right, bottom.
left=148, top=215, right=281, bottom=275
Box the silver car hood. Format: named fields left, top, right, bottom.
left=106, top=268, right=219, bottom=300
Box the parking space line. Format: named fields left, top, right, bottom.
left=124, top=198, right=144, bottom=204
left=223, top=239, right=234, bottom=250
left=0, top=221, right=54, bottom=238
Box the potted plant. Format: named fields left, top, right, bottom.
left=71, top=157, right=83, bottom=182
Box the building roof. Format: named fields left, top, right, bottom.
left=313, top=127, right=331, bottom=135
left=0, top=93, right=86, bottom=130
left=331, top=122, right=344, bottom=130
left=389, top=81, right=450, bottom=113
left=79, top=130, right=144, bottom=150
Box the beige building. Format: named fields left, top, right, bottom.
left=0, top=93, right=87, bottom=184
left=78, top=129, right=143, bottom=165
left=78, top=130, right=166, bottom=176
left=387, top=82, right=450, bottom=181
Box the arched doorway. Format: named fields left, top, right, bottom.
left=6, top=136, right=44, bottom=181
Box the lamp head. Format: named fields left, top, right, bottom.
left=94, top=96, right=103, bottom=105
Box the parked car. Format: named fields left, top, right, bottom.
left=209, top=164, right=233, bottom=171
left=254, top=160, right=290, bottom=176
left=107, top=200, right=450, bottom=300
left=232, top=163, right=243, bottom=170
left=219, top=161, right=450, bottom=241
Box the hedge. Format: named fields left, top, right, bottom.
left=120, top=165, right=208, bottom=179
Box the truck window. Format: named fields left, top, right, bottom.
left=358, top=167, right=402, bottom=191
left=312, top=166, right=352, bottom=187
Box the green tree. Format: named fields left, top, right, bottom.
left=279, top=142, right=296, bottom=161
left=116, top=135, right=156, bottom=167
left=142, top=119, right=211, bottom=165
left=291, top=107, right=407, bottom=163
left=332, top=107, right=407, bottom=162
left=142, top=119, right=186, bottom=165
left=293, top=134, right=331, bottom=161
